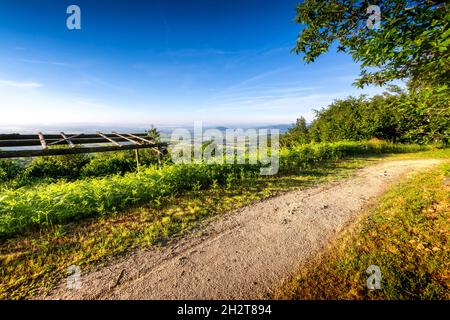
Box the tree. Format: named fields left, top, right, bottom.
left=294, top=0, right=449, bottom=88
left=281, top=116, right=311, bottom=146
left=144, top=125, right=164, bottom=165
left=306, top=88, right=449, bottom=144
left=309, top=96, right=372, bottom=142
left=146, top=125, right=161, bottom=143
left=293, top=116, right=310, bottom=143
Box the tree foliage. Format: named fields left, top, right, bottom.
left=147, top=125, right=161, bottom=142
left=281, top=116, right=311, bottom=146
left=294, top=0, right=449, bottom=88
left=308, top=87, right=449, bottom=144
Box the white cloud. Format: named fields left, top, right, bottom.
left=21, top=59, right=74, bottom=67
left=195, top=84, right=390, bottom=124
left=0, top=87, right=173, bottom=126
left=0, top=79, right=42, bottom=88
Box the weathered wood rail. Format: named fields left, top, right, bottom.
left=0, top=132, right=168, bottom=159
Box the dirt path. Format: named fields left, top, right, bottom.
left=41, top=159, right=441, bottom=300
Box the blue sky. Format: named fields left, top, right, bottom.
left=0, top=0, right=389, bottom=127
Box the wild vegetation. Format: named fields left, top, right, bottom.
left=0, top=163, right=258, bottom=238
left=0, top=148, right=162, bottom=189
left=0, top=140, right=430, bottom=239
left=282, top=86, right=449, bottom=147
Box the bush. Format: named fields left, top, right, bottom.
left=22, top=152, right=90, bottom=180
left=0, top=163, right=259, bottom=238
left=81, top=151, right=136, bottom=177
left=304, top=87, right=449, bottom=145
left=0, top=160, right=23, bottom=182
left=279, top=141, right=428, bottom=172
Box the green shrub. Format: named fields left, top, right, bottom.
left=22, top=152, right=90, bottom=180
left=81, top=151, right=136, bottom=177
left=279, top=141, right=428, bottom=172
left=305, top=87, right=449, bottom=145
left=0, top=160, right=23, bottom=182
left=0, top=163, right=259, bottom=238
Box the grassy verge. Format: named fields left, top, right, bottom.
left=275, top=162, right=449, bottom=300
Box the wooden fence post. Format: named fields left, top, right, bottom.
left=135, top=147, right=141, bottom=172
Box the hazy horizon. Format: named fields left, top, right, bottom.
left=0, top=122, right=292, bottom=134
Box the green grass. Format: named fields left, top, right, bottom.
left=275, top=162, right=450, bottom=300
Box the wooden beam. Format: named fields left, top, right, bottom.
left=150, top=147, right=162, bottom=155
left=112, top=131, right=142, bottom=145
left=0, top=143, right=168, bottom=159
left=37, top=132, right=47, bottom=149
left=96, top=131, right=121, bottom=146
left=135, top=147, right=141, bottom=172
left=60, top=132, right=75, bottom=148
left=127, top=133, right=154, bottom=144
left=47, top=133, right=80, bottom=147
left=0, top=137, right=146, bottom=148
left=0, top=133, right=148, bottom=140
